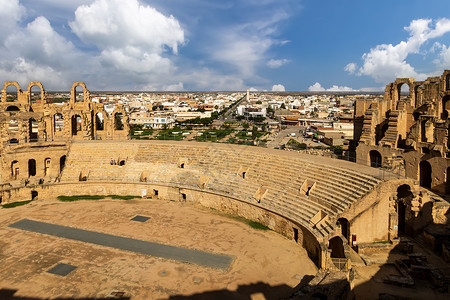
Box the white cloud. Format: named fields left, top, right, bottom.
left=267, top=58, right=289, bottom=68
left=163, top=82, right=184, bottom=91
left=70, top=0, right=184, bottom=54
left=249, top=87, right=258, bottom=91
left=308, top=82, right=355, bottom=92
left=271, top=84, right=285, bottom=91
left=308, top=82, right=325, bottom=91
left=344, top=62, right=356, bottom=74
left=346, top=18, right=450, bottom=83
left=0, top=0, right=25, bottom=39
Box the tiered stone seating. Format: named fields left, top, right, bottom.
left=60, top=141, right=382, bottom=239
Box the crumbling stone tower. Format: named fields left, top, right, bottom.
left=354, top=70, right=450, bottom=195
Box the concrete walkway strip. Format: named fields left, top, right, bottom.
left=9, top=219, right=233, bottom=270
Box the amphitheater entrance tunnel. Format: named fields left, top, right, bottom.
left=337, top=218, right=350, bottom=243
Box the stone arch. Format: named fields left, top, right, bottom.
left=446, top=72, right=450, bottom=91
left=441, top=95, right=450, bottom=119
left=1, top=81, right=21, bottom=103
left=29, top=118, right=38, bottom=142
left=28, top=159, right=36, bottom=177
left=413, top=83, right=423, bottom=108
left=71, top=114, right=82, bottom=135
left=70, top=82, right=89, bottom=105
left=6, top=105, right=20, bottom=111
left=8, top=119, right=19, bottom=132
left=420, top=119, right=434, bottom=143
left=114, top=112, right=124, bottom=130
left=337, top=218, right=350, bottom=243
left=396, top=184, right=413, bottom=235
left=59, top=155, right=66, bottom=173
left=95, top=112, right=104, bottom=130
left=44, top=157, right=51, bottom=176
left=328, top=236, right=345, bottom=258
left=419, top=160, right=432, bottom=188
left=369, top=150, right=382, bottom=168
left=446, top=167, right=450, bottom=195
left=11, top=160, right=19, bottom=180
left=27, top=82, right=45, bottom=105
left=54, top=113, right=64, bottom=132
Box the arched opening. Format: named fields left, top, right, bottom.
left=396, top=184, right=412, bottom=235
left=337, top=218, right=350, bottom=242
left=44, top=158, right=51, bottom=176
left=446, top=74, right=450, bottom=91
left=96, top=112, right=104, bottom=130
left=119, top=160, right=125, bottom=166
left=446, top=167, right=450, bottom=195
left=328, top=236, right=345, bottom=258
left=242, top=171, right=247, bottom=179
left=71, top=115, right=82, bottom=135
left=397, top=83, right=410, bottom=100
left=442, top=95, right=450, bottom=119
left=29, top=118, right=38, bottom=142
left=9, top=138, right=19, bottom=144
left=31, top=190, right=38, bottom=200
left=180, top=163, right=185, bottom=168
left=59, top=155, right=66, bottom=173
left=30, top=85, right=41, bottom=104
left=28, top=159, right=36, bottom=177
left=115, top=112, right=124, bottom=130
left=420, top=118, right=434, bottom=143
left=8, top=119, right=19, bottom=133
left=414, top=85, right=423, bottom=108
left=369, top=150, right=382, bottom=168
left=11, top=160, right=19, bottom=180
left=419, top=160, right=432, bottom=188
left=75, top=85, right=84, bottom=103
left=397, top=201, right=406, bottom=235
left=6, top=85, right=18, bottom=102
left=6, top=105, right=19, bottom=111
left=54, top=113, right=64, bottom=132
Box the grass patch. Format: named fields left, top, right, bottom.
left=57, top=195, right=139, bottom=202
left=2, top=200, right=33, bottom=208
left=215, top=211, right=270, bottom=231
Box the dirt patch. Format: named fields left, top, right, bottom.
left=0, top=198, right=317, bottom=299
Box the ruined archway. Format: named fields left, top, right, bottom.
left=115, top=112, right=124, bottom=130
left=60, top=155, right=66, bottom=173
left=419, top=160, right=432, bottom=188
left=414, top=84, right=423, bottom=108
left=28, top=82, right=44, bottom=104
left=328, top=236, right=345, bottom=258
left=96, top=112, right=104, bottom=130
left=396, top=184, right=413, bottom=235
left=397, top=82, right=410, bottom=101
left=71, top=115, right=82, bottom=135
left=29, top=118, right=38, bottom=142
left=11, top=160, right=19, bottom=180
left=70, top=82, right=89, bottom=105
left=6, top=105, right=19, bottom=111
left=337, top=218, right=350, bottom=243
left=446, top=167, right=450, bottom=195
left=54, top=113, right=64, bottom=132
left=441, top=95, right=450, bottom=119
left=369, top=150, right=382, bottom=168
left=44, top=158, right=51, bottom=176
left=8, top=119, right=19, bottom=133
left=28, top=159, right=36, bottom=177
left=5, top=83, right=19, bottom=102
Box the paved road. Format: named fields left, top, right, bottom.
left=9, top=219, right=233, bottom=270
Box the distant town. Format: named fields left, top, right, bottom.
left=41, top=89, right=386, bottom=154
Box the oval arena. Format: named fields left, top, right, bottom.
left=0, top=80, right=449, bottom=299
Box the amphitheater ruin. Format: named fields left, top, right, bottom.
left=0, top=75, right=449, bottom=299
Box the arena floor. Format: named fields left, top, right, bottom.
left=0, top=198, right=317, bottom=299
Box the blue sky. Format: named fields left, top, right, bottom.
left=1, top=0, right=450, bottom=91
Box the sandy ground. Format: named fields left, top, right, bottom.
left=0, top=198, right=317, bottom=299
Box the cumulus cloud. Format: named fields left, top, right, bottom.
left=346, top=18, right=450, bottom=83
left=267, top=58, right=289, bottom=68
left=308, top=82, right=355, bottom=92
left=308, top=82, right=325, bottom=91
left=271, top=84, right=285, bottom=91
